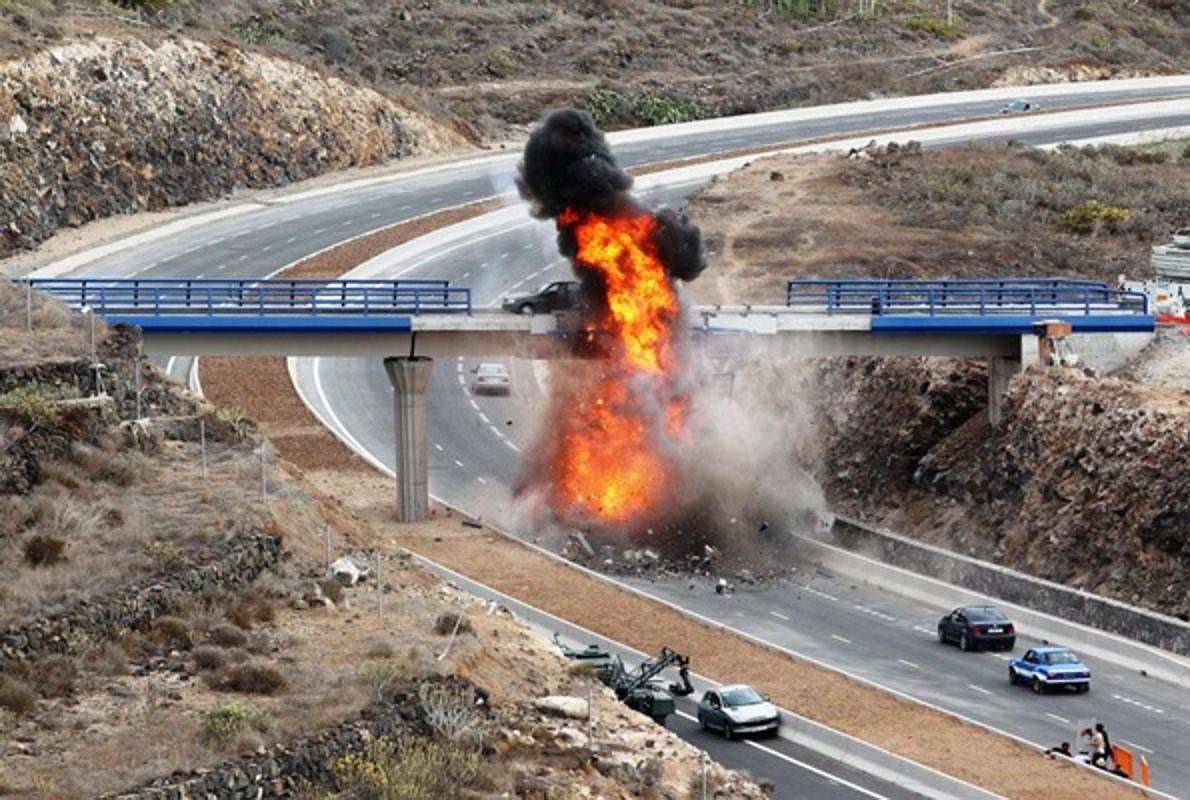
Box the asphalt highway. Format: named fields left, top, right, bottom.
left=52, top=79, right=1190, bottom=796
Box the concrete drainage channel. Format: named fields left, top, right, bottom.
left=410, top=551, right=1003, bottom=800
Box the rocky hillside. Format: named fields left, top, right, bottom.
left=688, top=141, right=1190, bottom=620
left=4, top=1, right=1190, bottom=141
left=0, top=34, right=461, bottom=259
left=0, top=284, right=765, bottom=798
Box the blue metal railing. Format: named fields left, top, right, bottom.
left=785, top=279, right=1149, bottom=317
left=20, top=278, right=472, bottom=316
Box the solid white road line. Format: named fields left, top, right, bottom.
left=671, top=712, right=893, bottom=800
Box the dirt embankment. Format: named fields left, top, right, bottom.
left=686, top=143, right=1190, bottom=620
left=0, top=34, right=463, bottom=260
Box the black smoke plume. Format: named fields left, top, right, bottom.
left=517, top=108, right=632, bottom=219
left=517, top=108, right=706, bottom=284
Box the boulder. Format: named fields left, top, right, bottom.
left=534, top=695, right=589, bottom=720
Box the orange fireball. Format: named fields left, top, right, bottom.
left=548, top=206, right=687, bottom=524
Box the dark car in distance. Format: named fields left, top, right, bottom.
left=501, top=280, right=581, bottom=315
left=937, top=606, right=1016, bottom=652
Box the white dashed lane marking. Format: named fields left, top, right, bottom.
left=478, top=412, right=490, bottom=424
left=830, top=634, right=851, bottom=645
left=453, top=459, right=464, bottom=468
left=1119, top=740, right=1154, bottom=755
left=967, top=684, right=992, bottom=696
left=854, top=605, right=895, bottom=622
left=488, top=425, right=504, bottom=438
left=1045, top=712, right=1070, bottom=725
left=1112, top=694, right=1164, bottom=714
left=469, top=399, right=480, bottom=411
left=803, top=586, right=839, bottom=602
left=897, top=659, right=920, bottom=669
left=770, top=611, right=789, bottom=621
left=457, top=374, right=466, bottom=385
left=433, top=443, right=444, bottom=452
left=504, top=440, right=522, bottom=453
left=477, top=476, right=488, bottom=485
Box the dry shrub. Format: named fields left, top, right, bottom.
left=433, top=612, right=472, bottom=636
left=152, top=615, right=193, bottom=650
left=84, top=643, right=129, bottom=677
left=22, top=533, right=66, bottom=567
left=192, top=645, right=228, bottom=672
left=142, top=540, right=185, bottom=572
left=98, top=453, right=139, bottom=487
left=418, top=683, right=487, bottom=745
left=226, top=592, right=275, bottom=630
left=219, top=662, right=287, bottom=695
left=331, top=735, right=480, bottom=799
left=318, top=579, right=344, bottom=605
left=0, top=675, right=36, bottom=715
left=364, top=637, right=395, bottom=660
left=0, top=496, right=32, bottom=538
left=35, top=655, right=78, bottom=698
left=208, top=623, right=248, bottom=649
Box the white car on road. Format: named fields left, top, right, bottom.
left=471, top=363, right=511, bottom=395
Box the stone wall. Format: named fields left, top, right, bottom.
left=0, top=531, right=281, bottom=665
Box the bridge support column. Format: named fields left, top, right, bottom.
left=383, top=356, right=434, bottom=522
left=987, top=336, right=1040, bottom=427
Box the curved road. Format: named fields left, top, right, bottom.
left=48, top=78, right=1190, bottom=796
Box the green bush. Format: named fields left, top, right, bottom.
left=746, top=0, right=840, bottom=19
left=634, top=93, right=702, bottom=127
left=1057, top=200, right=1135, bottom=235
left=232, top=18, right=290, bottom=46
left=905, top=17, right=964, bottom=38
left=201, top=701, right=272, bottom=746
left=585, top=88, right=628, bottom=128
left=0, top=383, right=76, bottom=428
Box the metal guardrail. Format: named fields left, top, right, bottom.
left=786, top=279, right=1149, bottom=317
left=19, top=278, right=472, bottom=316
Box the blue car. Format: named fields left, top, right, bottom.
left=1009, top=646, right=1091, bottom=694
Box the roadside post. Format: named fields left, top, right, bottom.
left=199, top=418, right=208, bottom=482
left=324, top=525, right=331, bottom=577
left=259, top=441, right=267, bottom=500
left=375, top=550, right=382, bottom=615
left=25, top=280, right=32, bottom=332
left=701, top=750, right=709, bottom=800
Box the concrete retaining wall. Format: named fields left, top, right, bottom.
left=808, top=518, right=1190, bottom=685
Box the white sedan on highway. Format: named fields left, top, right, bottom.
left=470, top=363, right=512, bottom=395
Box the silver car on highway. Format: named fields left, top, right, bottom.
left=470, top=362, right=511, bottom=395
left=697, top=684, right=780, bottom=739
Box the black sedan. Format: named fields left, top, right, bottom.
left=500, top=280, right=580, bottom=315
left=937, top=606, right=1016, bottom=652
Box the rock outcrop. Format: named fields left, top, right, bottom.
left=0, top=35, right=453, bottom=258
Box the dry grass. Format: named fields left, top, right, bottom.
left=0, top=282, right=99, bottom=363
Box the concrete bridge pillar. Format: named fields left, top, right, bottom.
left=383, top=356, right=434, bottom=522
left=987, top=335, right=1040, bottom=427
